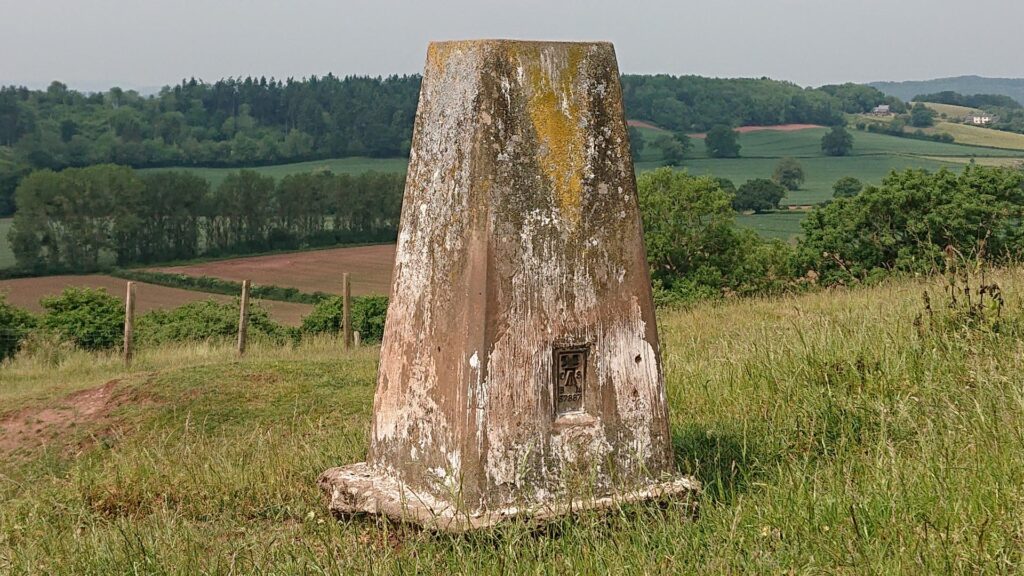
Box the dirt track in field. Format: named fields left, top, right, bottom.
left=689, top=124, right=824, bottom=138
left=626, top=119, right=668, bottom=131
left=151, top=244, right=396, bottom=297
left=0, top=275, right=311, bottom=325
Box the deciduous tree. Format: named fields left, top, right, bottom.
left=705, top=125, right=741, bottom=158
left=821, top=126, right=854, bottom=156
left=773, top=157, right=805, bottom=191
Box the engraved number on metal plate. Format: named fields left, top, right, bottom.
left=554, top=345, right=588, bottom=415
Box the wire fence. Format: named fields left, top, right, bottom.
left=1, top=277, right=360, bottom=366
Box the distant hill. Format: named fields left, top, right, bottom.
left=868, top=76, right=1024, bottom=105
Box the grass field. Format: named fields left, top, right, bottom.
left=641, top=125, right=1024, bottom=161
left=151, top=244, right=396, bottom=297
left=735, top=210, right=808, bottom=241
left=633, top=123, right=1024, bottom=235
left=0, top=218, right=13, bottom=269
left=923, top=122, right=1024, bottom=152
left=2, top=269, right=1023, bottom=573
left=0, top=275, right=311, bottom=325
left=138, top=157, right=409, bottom=189
left=659, top=154, right=956, bottom=206
left=917, top=101, right=985, bottom=118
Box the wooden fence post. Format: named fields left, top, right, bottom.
left=237, top=280, right=251, bottom=356
left=353, top=331, right=361, bottom=348
left=123, top=281, right=136, bottom=366
left=342, top=273, right=352, bottom=351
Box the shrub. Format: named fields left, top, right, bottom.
left=638, top=168, right=796, bottom=301
left=799, top=166, right=1024, bottom=285
left=112, top=269, right=330, bottom=305
left=0, top=295, right=36, bottom=362
left=40, top=287, right=123, bottom=350
left=136, top=299, right=286, bottom=346
left=301, top=295, right=389, bottom=343
left=15, top=329, right=77, bottom=367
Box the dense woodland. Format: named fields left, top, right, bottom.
left=0, top=76, right=419, bottom=214
left=621, top=76, right=902, bottom=132
left=870, top=75, right=1024, bottom=106
left=0, top=75, right=902, bottom=215
left=9, top=165, right=403, bottom=273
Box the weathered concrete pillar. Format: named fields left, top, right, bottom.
left=319, top=39, right=699, bottom=531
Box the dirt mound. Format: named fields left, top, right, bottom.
left=0, top=379, right=128, bottom=455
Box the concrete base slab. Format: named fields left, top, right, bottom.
left=318, top=462, right=701, bottom=532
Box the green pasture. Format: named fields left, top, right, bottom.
left=735, top=211, right=807, bottom=241
left=0, top=218, right=13, bottom=269
left=4, top=270, right=1024, bottom=572
left=633, top=125, right=1024, bottom=237
left=138, top=157, right=409, bottom=189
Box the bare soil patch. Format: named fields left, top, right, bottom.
left=0, top=379, right=124, bottom=455
left=151, top=244, right=396, bottom=297
left=0, top=275, right=310, bottom=325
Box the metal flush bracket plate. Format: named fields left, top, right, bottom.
left=553, top=344, right=589, bottom=416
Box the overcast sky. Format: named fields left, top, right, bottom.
left=2, top=0, right=1021, bottom=91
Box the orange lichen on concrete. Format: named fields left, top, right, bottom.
left=522, top=44, right=588, bottom=223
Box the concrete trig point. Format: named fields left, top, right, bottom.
left=319, top=39, right=700, bottom=531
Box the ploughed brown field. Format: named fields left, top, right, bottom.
left=0, top=275, right=312, bottom=326
left=151, top=244, right=396, bottom=297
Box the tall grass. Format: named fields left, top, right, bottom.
left=2, top=270, right=1024, bottom=573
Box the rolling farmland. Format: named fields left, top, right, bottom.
left=4, top=120, right=1023, bottom=291
left=924, top=123, right=1024, bottom=152
left=634, top=124, right=1024, bottom=235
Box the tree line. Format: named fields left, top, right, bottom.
left=620, top=76, right=902, bottom=133
left=0, top=76, right=419, bottom=214
left=8, top=165, right=404, bottom=273
left=1, top=75, right=907, bottom=215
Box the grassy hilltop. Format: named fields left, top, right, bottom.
left=2, top=269, right=1023, bottom=573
